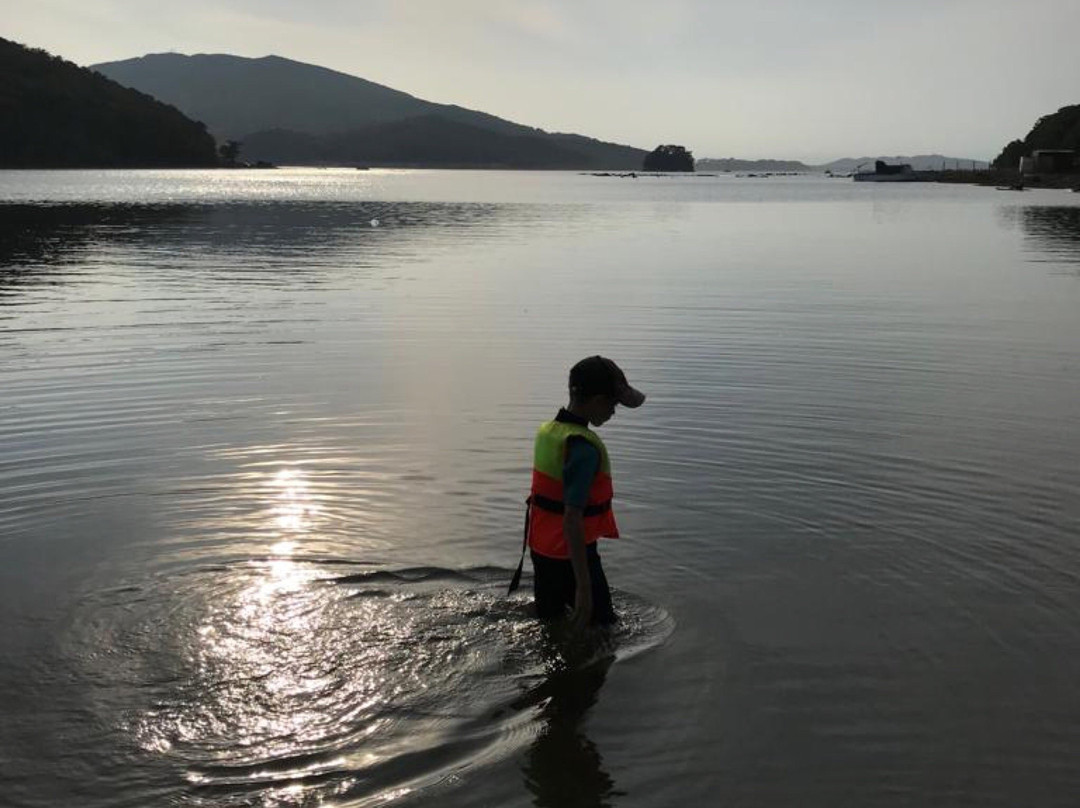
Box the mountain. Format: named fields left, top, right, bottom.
left=994, top=105, right=1080, bottom=168
left=819, top=154, right=989, bottom=172
left=241, top=115, right=603, bottom=168
left=91, top=53, right=646, bottom=169
left=696, top=157, right=812, bottom=172
left=0, top=38, right=217, bottom=168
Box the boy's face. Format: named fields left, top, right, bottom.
left=586, top=393, right=618, bottom=427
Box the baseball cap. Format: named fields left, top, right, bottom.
left=569, top=356, right=646, bottom=408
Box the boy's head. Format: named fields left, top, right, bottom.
left=568, top=356, right=645, bottom=426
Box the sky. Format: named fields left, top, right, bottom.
left=5, top=0, right=1079, bottom=162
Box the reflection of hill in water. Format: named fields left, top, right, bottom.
left=0, top=201, right=533, bottom=296
left=1018, top=206, right=1080, bottom=267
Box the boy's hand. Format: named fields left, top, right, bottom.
left=569, top=582, right=593, bottom=633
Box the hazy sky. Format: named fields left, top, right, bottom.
left=6, top=0, right=1078, bottom=162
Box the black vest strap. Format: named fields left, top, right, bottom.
left=530, top=494, right=612, bottom=517
left=507, top=496, right=532, bottom=595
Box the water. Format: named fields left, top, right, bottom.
left=1, top=169, right=1079, bottom=807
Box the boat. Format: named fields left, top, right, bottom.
left=853, top=160, right=919, bottom=182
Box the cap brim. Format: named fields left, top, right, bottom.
left=616, top=384, right=646, bottom=408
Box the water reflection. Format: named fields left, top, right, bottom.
left=517, top=639, right=620, bottom=808
left=270, top=466, right=320, bottom=542
left=0, top=200, right=527, bottom=297
left=1014, top=205, right=1080, bottom=268
left=129, top=465, right=353, bottom=804
left=0, top=204, right=192, bottom=269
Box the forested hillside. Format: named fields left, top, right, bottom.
left=994, top=105, right=1080, bottom=168
left=0, top=38, right=218, bottom=168
left=241, top=115, right=602, bottom=168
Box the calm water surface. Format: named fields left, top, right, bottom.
left=1, top=169, right=1079, bottom=807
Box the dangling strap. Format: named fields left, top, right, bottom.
left=507, top=496, right=532, bottom=594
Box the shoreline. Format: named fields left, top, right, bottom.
left=922, top=168, right=1080, bottom=190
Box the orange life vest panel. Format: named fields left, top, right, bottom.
left=528, top=419, right=619, bottom=559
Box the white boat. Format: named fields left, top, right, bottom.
left=853, top=160, right=919, bottom=182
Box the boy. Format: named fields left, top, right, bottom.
left=510, top=356, right=645, bottom=631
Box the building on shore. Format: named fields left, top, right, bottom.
left=1019, top=150, right=1076, bottom=175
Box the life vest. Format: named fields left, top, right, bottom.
left=528, top=419, right=619, bottom=559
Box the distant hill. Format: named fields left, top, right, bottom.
left=91, top=53, right=646, bottom=169
left=241, top=115, right=602, bottom=168
left=0, top=38, right=217, bottom=168
left=994, top=105, right=1080, bottom=168
left=819, top=155, right=989, bottom=172
left=696, top=158, right=812, bottom=172
left=695, top=154, right=989, bottom=173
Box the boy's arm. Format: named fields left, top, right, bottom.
left=563, top=436, right=599, bottom=632
left=564, top=505, right=592, bottom=631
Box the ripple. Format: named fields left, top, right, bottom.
left=61, top=561, right=672, bottom=806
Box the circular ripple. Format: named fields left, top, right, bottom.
left=63, top=560, right=673, bottom=806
